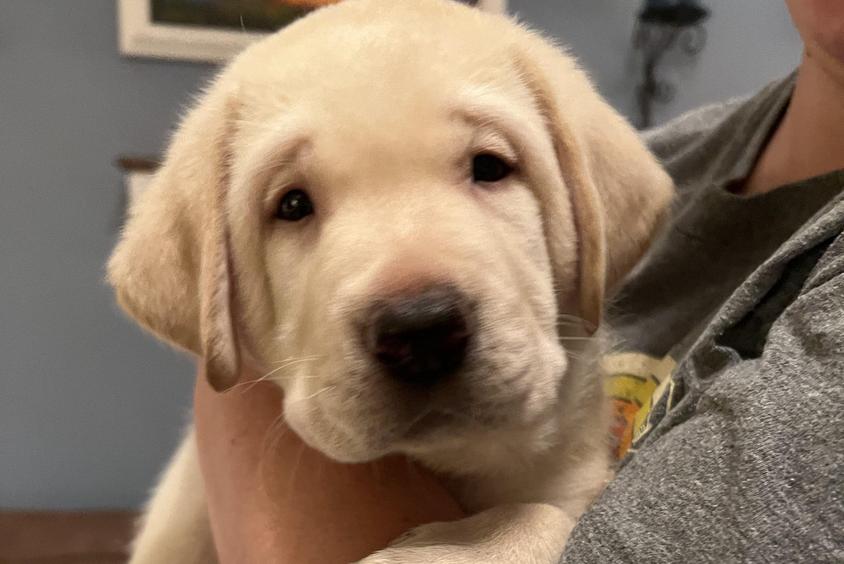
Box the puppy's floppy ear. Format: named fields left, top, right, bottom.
left=514, top=43, right=673, bottom=331
left=108, top=90, right=241, bottom=391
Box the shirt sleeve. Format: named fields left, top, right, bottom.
left=561, top=268, right=844, bottom=563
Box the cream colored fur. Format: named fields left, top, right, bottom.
left=108, top=1, right=673, bottom=562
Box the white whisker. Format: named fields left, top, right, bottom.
left=271, top=355, right=322, bottom=366
left=232, top=356, right=324, bottom=393
left=287, top=384, right=337, bottom=405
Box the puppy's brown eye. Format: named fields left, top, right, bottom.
left=276, top=189, right=314, bottom=222
left=472, top=153, right=513, bottom=183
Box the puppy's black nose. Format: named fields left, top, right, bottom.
left=367, top=286, right=473, bottom=385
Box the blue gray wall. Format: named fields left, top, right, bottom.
left=0, top=0, right=213, bottom=509
left=0, top=0, right=800, bottom=509
left=511, top=0, right=801, bottom=124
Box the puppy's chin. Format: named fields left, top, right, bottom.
left=287, top=408, right=470, bottom=464
left=306, top=437, right=388, bottom=464
left=282, top=391, right=470, bottom=463
left=283, top=396, right=394, bottom=463
left=286, top=399, right=561, bottom=468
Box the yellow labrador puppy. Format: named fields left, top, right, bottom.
left=108, top=0, right=672, bottom=562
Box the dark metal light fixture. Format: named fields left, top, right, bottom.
left=634, top=0, right=710, bottom=128
left=639, top=0, right=709, bottom=26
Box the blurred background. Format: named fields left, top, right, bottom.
left=0, top=0, right=799, bottom=540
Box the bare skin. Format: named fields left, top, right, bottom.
left=742, top=0, right=844, bottom=195
left=196, top=2, right=844, bottom=562
left=194, top=368, right=464, bottom=563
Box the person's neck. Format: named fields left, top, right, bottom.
left=741, top=46, right=844, bottom=196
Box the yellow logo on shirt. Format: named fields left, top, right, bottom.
left=603, top=353, right=677, bottom=460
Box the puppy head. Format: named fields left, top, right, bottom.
left=108, top=0, right=672, bottom=465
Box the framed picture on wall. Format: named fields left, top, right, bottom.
left=117, top=0, right=508, bottom=64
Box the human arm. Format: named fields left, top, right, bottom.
left=193, top=368, right=465, bottom=564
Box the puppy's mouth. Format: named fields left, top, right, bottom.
left=283, top=364, right=480, bottom=461
left=285, top=358, right=558, bottom=464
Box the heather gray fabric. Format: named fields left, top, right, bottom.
left=561, top=76, right=844, bottom=563
left=612, top=75, right=842, bottom=361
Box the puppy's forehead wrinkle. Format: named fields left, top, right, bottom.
left=235, top=122, right=310, bottom=186
left=454, top=100, right=550, bottom=162
left=233, top=88, right=543, bottom=202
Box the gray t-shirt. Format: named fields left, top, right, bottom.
left=562, top=76, right=844, bottom=563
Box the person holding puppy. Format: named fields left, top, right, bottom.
left=194, top=1, right=843, bottom=561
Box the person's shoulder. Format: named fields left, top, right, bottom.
left=795, top=190, right=844, bottom=293
left=643, top=97, right=748, bottom=162
left=643, top=74, right=796, bottom=191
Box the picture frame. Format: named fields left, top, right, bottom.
left=117, top=0, right=508, bottom=64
